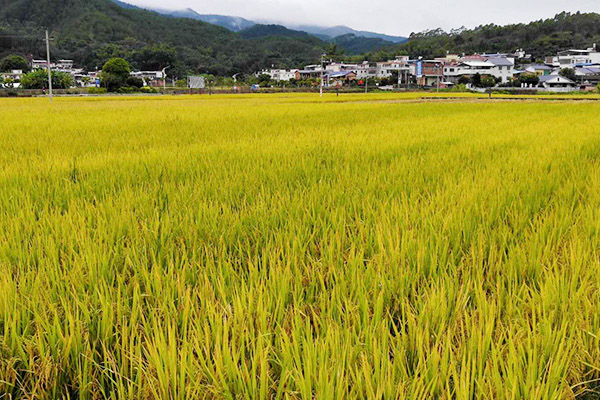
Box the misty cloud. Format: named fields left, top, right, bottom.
left=127, top=0, right=598, bottom=36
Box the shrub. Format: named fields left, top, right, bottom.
left=126, top=76, right=144, bottom=88
left=87, top=87, right=107, bottom=94
left=116, top=86, right=139, bottom=94
left=450, top=84, right=469, bottom=92
left=140, top=86, right=158, bottom=94
left=21, top=69, right=74, bottom=89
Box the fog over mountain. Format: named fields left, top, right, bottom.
left=123, top=0, right=599, bottom=36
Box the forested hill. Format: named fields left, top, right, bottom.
left=0, top=0, right=327, bottom=75
left=239, top=24, right=315, bottom=40
left=393, top=12, right=600, bottom=60
left=3, top=2, right=600, bottom=75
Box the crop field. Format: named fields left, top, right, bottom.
left=3, top=93, right=600, bottom=399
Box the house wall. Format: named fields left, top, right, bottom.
left=444, top=63, right=514, bottom=83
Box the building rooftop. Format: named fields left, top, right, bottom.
left=539, top=75, right=575, bottom=83
left=325, top=71, right=355, bottom=78
left=577, top=67, right=600, bottom=74
left=462, top=61, right=494, bottom=68
left=486, top=58, right=514, bottom=66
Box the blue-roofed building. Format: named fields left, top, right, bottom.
left=575, top=66, right=600, bottom=84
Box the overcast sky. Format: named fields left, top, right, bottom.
left=128, top=0, right=598, bottom=36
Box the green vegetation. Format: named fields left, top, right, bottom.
left=238, top=26, right=394, bottom=56
left=0, top=54, right=29, bottom=72
left=559, top=67, right=577, bottom=81
left=239, top=24, right=314, bottom=40
left=519, top=73, right=541, bottom=86
left=4, top=0, right=600, bottom=76
left=392, top=12, right=600, bottom=60
left=97, top=57, right=157, bottom=92
left=2, top=93, right=600, bottom=398
left=100, top=57, right=131, bottom=91
left=0, top=0, right=327, bottom=76
left=331, top=33, right=393, bottom=55
left=239, top=25, right=328, bottom=69
left=20, top=69, right=74, bottom=89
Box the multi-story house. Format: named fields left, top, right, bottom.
left=555, top=46, right=600, bottom=67
left=443, top=55, right=515, bottom=84
left=376, top=56, right=410, bottom=79
left=258, top=69, right=299, bottom=82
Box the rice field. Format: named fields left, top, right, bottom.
left=2, top=93, right=600, bottom=399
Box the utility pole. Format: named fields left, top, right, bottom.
left=45, top=30, right=53, bottom=101
left=437, top=63, right=441, bottom=92
left=320, top=53, right=325, bottom=97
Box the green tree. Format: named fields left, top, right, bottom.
left=519, top=73, right=540, bottom=86
left=326, top=43, right=345, bottom=57
left=559, top=67, right=576, bottom=81
left=458, top=76, right=470, bottom=85
left=471, top=73, right=482, bottom=87
left=380, top=71, right=399, bottom=86
left=21, top=69, right=74, bottom=89
left=134, top=45, right=177, bottom=71
left=2, top=77, right=15, bottom=88
left=0, top=55, right=30, bottom=72
left=126, top=76, right=144, bottom=88
left=256, top=73, right=272, bottom=86
left=100, top=58, right=131, bottom=92
left=480, top=75, right=497, bottom=88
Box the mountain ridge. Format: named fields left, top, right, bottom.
left=113, top=1, right=407, bottom=42
left=290, top=24, right=407, bottom=43
left=0, top=0, right=326, bottom=74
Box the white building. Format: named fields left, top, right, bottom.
left=375, top=60, right=408, bottom=79
left=355, top=62, right=376, bottom=79
left=325, top=63, right=358, bottom=73
left=0, top=70, right=24, bottom=88
left=376, top=57, right=410, bottom=79
left=325, top=62, right=375, bottom=79
left=295, top=64, right=324, bottom=80
left=31, top=59, right=51, bottom=69
left=302, top=65, right=323, bottom=72
left=443, top=56, right=515, bottom=84
left=56, top=59, right=74, bottom=70
left=32, top=59, right=74, bottom=71
left=486, top=57, right=515, bottom=83
left=555, top=46, right=600, bottom=67
left=258, top=68, right=298, bottom=82
left=537, top=75, right=577, bottom=92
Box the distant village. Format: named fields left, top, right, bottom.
left=2, top=45, right=600, bottom=93
left=0, top=59, right=165, bottom=90
left=256, top=46, right=600, bottom=92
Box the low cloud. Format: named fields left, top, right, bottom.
left=129, top=0, right=599, bottom=36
